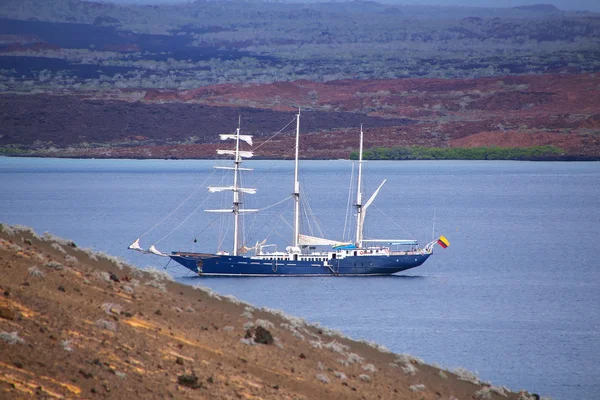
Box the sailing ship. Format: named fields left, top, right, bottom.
left=129, top=111, right=449, bottom=276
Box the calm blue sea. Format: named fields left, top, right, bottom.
left=1, top=157, right=599, bottom=399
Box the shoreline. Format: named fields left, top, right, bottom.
left=2, top=154, right=600, bottom=162
left=0, top=224, right=544, bottom=399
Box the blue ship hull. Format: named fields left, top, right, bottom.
left=169, top=252, right=432, bottom=276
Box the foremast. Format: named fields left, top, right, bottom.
left=206, top=119, right=257, bottom=256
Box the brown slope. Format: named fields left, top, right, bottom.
left=0, top=224, right=539, bottom=399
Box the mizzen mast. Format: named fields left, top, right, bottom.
left=355, top=125, right=385, bottom=249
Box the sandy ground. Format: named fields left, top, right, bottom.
left=0, top=224, right=541, bottom=399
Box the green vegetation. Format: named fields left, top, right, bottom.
left=350, top=146, right=564, bottom=160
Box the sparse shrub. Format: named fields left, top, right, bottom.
left=96, top=271, right=111, bottom=282
left=65, top=255, right=78, bottom=264
left=402, top=363, right=418, bottom=376
left=144, top=267, right=172, bottom=281
left=255, top=319, right=275, bottom=330
left=194, top=285, right=222, bottom=300
left=315, top=373, right=330, bottom=384
left=51, top=242, right=66, bottom=254
left=358, top=339, right=392, bottom=353
left=260, top=306, right=306, bottom=328
left=490, top=386, right=510, bottom=397
left=45, top=261, right=64, bottom=270
left=223, top=326, right=234, bottom=332
left=438, top=370, right=448, bottom=379
left=359, top=374, right=371, bottom=382
left=309, top=340, right=322, bottom=349
left=145, top=280, right=166, bottom=292
left=323, top=340, right=348, bottom=353
left=476, top=387, right=493, bottom=399
left=362, top=363, right=376, bottom=373
left=61, top=339, right=73, bottom=352
left=101, top=303, right=122, bottom=315
left=274, top=337, right=283, bottom=348
left=347, top=352, right=363, bottom=364
left=292, top=330, right=305, bottom=341
left=453, top=367, right=481, bottom=384
left=0, top=331, right=24, bottom=344
left=240, top=338, right=255, bottom=346
left=333, top=371, right=347, bottom=380
left=28, top=266, right=45, bottom=278
left=95, top=319, right=117, bottom=332
left=410, top=384, right=426, bottom=392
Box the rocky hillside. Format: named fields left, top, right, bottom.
left=0, top=224, right=544, bottom=399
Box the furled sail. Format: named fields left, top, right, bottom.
left=214, top=166, right=253, bottom=171
left=217, top=149, right=254, bottom=158
left=208, top=186, right=257, bottom=194
left=205, top=208, right=259, bottom=213
left=148, top=245, right=168, bottom=257
left=128, top=238, right=144, bottom=252
left=220, top=134, right=253, bottom=146
left=298, top=234, right=344, bottom=246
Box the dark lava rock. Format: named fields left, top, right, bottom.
left=245, top=326, right=274, bottom=345
left=254, top=326, right=274, bottom=345
left=0, top=305, right=15, bottom=320
left=177, top=373, right=202, bottom=389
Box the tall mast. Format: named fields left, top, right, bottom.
left=232, top=117, right=241, bottom=256
left=292, top=109, right=301, bottom=248
left=355, top=124, right=364, bottom=248
left=206, top=118, right=258, bottom=256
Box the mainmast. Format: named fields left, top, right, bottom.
left=292, top=109, right=301, bottom=248
left=355, top=124, right=364, bottom=248
left=355, top=126, right=386, bottom=249
left=206, top=119, right=257, bottom=256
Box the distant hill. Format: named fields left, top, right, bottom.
left=513, top=4, right=561, bottom=13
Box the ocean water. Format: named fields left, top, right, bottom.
left=1, top=157, right=599, bottom=399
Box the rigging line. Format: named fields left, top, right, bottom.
left=138, top=168, right=216, bottom=239
left=254, top=200, right=291, bottom=244
left=217, top=216, right=230, bottom=251
left=279, top=215, right=293, bottom=230
left=257, top=195, right=293, bottom=212
left=243, top=195, right=293, bottom=242
left=190, top=215, right=222, bottom=243
left=343, top=161, right=355, bottom=242
left=301, top=190, right=323, bottom=238
left=371, top=204, right=416, bottom=240
left=253, top=116, right=297, bottom=151
left=154, top=189, right=213, bottom=245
